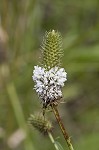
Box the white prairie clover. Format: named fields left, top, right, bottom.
left=32, top=66, right=67, bottom=107
left=32, top=30, right=67, bottom=108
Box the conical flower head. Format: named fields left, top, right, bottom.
left=41, top=30, right=63, bottom=69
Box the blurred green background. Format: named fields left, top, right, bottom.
left=0, top=0, right=99, bottom=150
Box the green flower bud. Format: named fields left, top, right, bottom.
left=28, top=114, right=53, bottom=134
left=41, top=30, right=63, bottom=69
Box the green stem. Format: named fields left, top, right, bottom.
left=51, top=105, right=74, bottom=150
left=48, top=132, right=59, bottom=150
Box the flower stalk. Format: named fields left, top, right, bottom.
left=48, top=132, right=59, bottom=150
left=28, top=114, right=60, bottom=150
left=51, top=104, right=74, bottom=150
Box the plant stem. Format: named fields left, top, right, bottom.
left=51, top=105, right=74, bottom=150
left=48, top=132, right=59, bottom=150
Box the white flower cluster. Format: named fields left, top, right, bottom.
left=32, top=66, right=67, bottom=106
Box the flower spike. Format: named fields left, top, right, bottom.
left=32, top=30, right=67, bottom=108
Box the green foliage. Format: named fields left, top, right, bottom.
left=0, top=0, right=99, bottom=150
